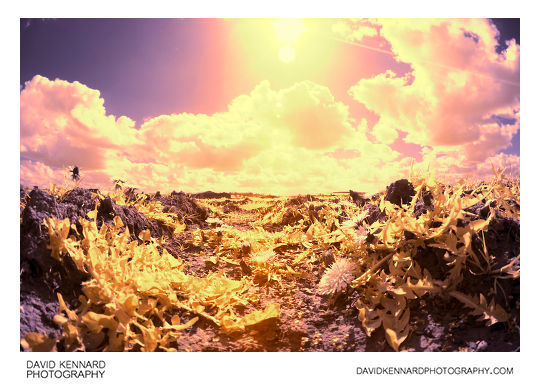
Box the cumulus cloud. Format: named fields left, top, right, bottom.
left=412, top=150, right=520, bottom=185
left=20, top=22, right=520, bottom=199
left=20, top=75, right=139, bottom=171
left=345, top=19, right=520, bottom=171
left=20, top=76, right=407, bottom=194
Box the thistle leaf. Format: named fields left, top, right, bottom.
left=378, top=295, right=410, bottom=351
left=449, top=291, right=509, bottom=326
left=356, top=301, right=382, bottom=337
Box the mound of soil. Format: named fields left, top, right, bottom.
left=286, top=194, right=319, bottom=206
left=349, top=190, right=369, bottom=207
left=20, top=188, right=97, bottom=340
left=414, top=191, right=434, bottom=218
left=97, top=196, right=166, bottom=240
left=385, top=179, right=415, bottom=207
left=222, top=201, right=242, bottom=213
left=20, top=186, right=208, bottom=341
left=192, top=191, right=232, bottom=199
left=160, top=191, right=208, bottom=225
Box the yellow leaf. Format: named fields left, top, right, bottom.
left=356, top=301, right=382, bottom=337
left=53, top=314, right=68, bottom=325
left=57, top=293, right=78, bottom=321
left=105, top=331, right=125, bottom=352
left=381, top=308, right=410, bottom=352
left=139, top=229, right=151, bottom=242
left=243, top=303, right=280, bottom=327
left=44, top=217, right=71, bottom=260
left=205, top=255, right=219, bottom=265
left=167, top=316, right=199, bottom=331
left=122, top=294, right=139, bottom=316
left=378, top=296, right=410, bottom=351
left=81, top=312, right=117, bottom=334
left=87, top=208, right=98, bottom=220
left=21, top=332, right=56, bottom=352
left=113, top=216, right=124, bottom=229
left=449, top=291, right=509, bottom=325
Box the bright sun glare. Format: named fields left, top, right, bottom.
left=272, top=19, right=306, bottom=43
left=279, top=45, right=295, bottom=63
left=272, top=19, right=305, bottom=63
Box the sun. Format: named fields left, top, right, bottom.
left=272, top=19, right=305, bottom=63
left=230, top=19, right=337, bottom=83
left=279, top=45, right=295, bottom=63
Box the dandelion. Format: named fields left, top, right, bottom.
left=341, top=212, right=368, bottom=231
left=341, top=212, right=369, bottom=246
left=206, top=217, right=224, bottom=226
left=318, top=258, right=356, bottom=295
left=250, top=249, right=276, bottom=265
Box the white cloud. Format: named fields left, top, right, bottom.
left=20, top=76, right=407, bottom=194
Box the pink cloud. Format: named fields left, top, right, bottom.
left=20, top=76, right=405, bottom=194
left=20, top=54, right=519, bottom=196
left=346, top=19, right=519, bottom=166
left=20, top=75, right=139, bottom=171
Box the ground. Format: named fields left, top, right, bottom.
left=20, top=173, right=520, bottom=352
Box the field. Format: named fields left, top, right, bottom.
left=20, top=169, right=520, bottom=352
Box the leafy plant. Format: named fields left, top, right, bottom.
left=21, top=166, right=519, bottom=352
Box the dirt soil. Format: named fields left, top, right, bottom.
left=20, top=181, right=520, bottom=352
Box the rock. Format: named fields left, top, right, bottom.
left=20, top=292, right=61, bottom=341
left=483, top=215, right=520, bottom=269
left=281, top=207, right=304, bottom=226
left=222, top=201, right=241, bottom=213
left=20, top=186, right=170, bottom=344
left=20, top=188, right=95, bottom=280
left=385, top=179, right=415, bottom=207
left=420, top=335, right=432, bottom=349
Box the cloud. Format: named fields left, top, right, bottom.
left=20, top=76, right=408, bottom=195
left=20, top=34, right=519, bottom=197
left=20, top=75, right=139, bottom=171
left=345, top=19, right=520, bottom=168
left=412, top=150, right=520, bottom=184
left=332, top=19, right=379, bottom=43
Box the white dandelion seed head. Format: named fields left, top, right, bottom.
left=206, top=217, right=224, bottom=225
left=354, top=226, right=368, bottom=246
left=318, top=258, right=356, bottom=295
left=342, top=212, right=368, bottom=230
left=250, top=249, right=276, bottom=265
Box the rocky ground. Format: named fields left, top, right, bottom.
left=20, top=176, right=520, bottom=352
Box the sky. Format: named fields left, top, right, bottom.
left=20, top=18, right=520, bottom=195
